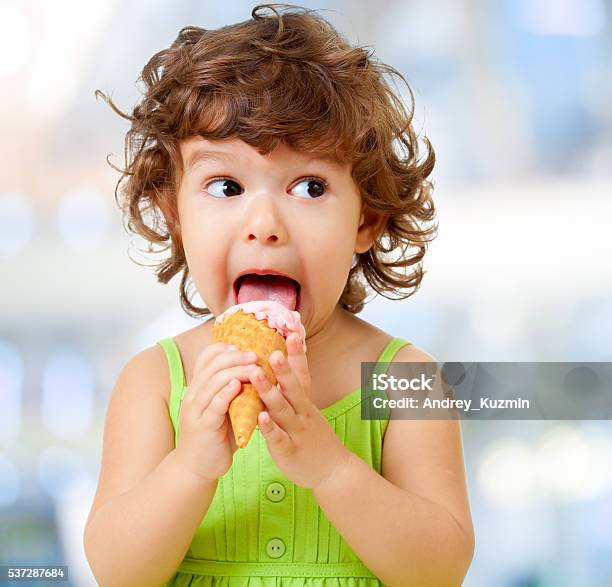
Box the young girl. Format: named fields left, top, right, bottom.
left=84, top=4, right=474, bottom=586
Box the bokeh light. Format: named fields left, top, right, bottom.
left=0, top=340, right=23, bottom=446
left=26, top=49, right=79, bottom=122
left=0, top=192, right=34, bottom=257
left=0, top=2, right=31, bottom=80
left=41, top=347, right=94, bottom=440
left=0, top=454, right=20, bottom=507
left=517, top=0, right=606, bottom=37
left=56, top=189, right=110, bottom=252
left=37, top=446, right=83, bottom=500
left=535, top=424, right=612, bottom=502
left=478, top=437, right=538, bottom=508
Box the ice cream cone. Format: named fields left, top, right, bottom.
left=212, top=308, right=288, bottom=448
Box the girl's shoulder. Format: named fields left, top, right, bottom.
left=156, top=319, right=215, bottom=407
left=340, top=311, right=434, bottom=363
left=307, top=312, right=413, bottom=409
left=87, top=344, right=178, bottom=524
left=336, top=311, right=409, bottom=360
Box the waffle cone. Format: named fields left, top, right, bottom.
left=212, top=309, right=287, bottom=448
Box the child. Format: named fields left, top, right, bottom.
left=84, top=4, right=474, bottom=586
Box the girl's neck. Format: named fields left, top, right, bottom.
left=303, top=304, right=353, bottom=365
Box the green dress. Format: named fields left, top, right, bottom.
left=157, top=336, right=412, bottom=586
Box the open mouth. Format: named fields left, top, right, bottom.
left=233, top=273, right=302, bottom=312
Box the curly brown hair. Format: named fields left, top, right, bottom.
left=96, top=3, right=437, bottom=319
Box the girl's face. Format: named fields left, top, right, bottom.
left=176, top=136, right=381, bottom=334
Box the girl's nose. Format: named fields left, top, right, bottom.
left=242, top=194, right=288, bottom=244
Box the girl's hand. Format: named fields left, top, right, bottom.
left=174, top=342, right=259, bottom=483
left=248, top=333, right=352, bottom=490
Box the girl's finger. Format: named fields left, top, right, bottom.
left=259, top=411, right=293, bottom=456
left=192, top=342, right=236, bottom=379
left=269, top=350, right=310, bottom=416
left=249, top=366, right=296, bottom=432
left=286, top=334, right=311, bottom=397
left=199, top=378, right=242, bottom=427
left=186, top=348, right=258, bottom=402
left=191, top=364, right=256, bottom=414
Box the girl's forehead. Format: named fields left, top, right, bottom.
left=181, top=136, right=347, bottom=170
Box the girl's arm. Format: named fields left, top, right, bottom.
left=83, top=347, right=217, bottom=587
left=312, top=347, right=474, bottom=587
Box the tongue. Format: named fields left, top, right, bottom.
left=237, top=275, right=297, bottom=311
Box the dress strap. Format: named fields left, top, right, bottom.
left=377, top=337, right=412, bottom=363
left=157, top=337, right=186, bottom=388
left=157, top=338, right=186, bottom=446
left=367, top=337, right=413, bottom=427
left=373, top=337, right=412, bottom=376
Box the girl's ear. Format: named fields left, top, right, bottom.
left=354, top=206, right=388, bottom=254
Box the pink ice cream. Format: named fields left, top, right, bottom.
left=215, top=300, right=307, bottom=353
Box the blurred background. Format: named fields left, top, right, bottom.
left=1, top=0, right=611, bottom=585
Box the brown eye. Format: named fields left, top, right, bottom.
left=291, top=177, right=328, bottom=199
left=205, top=178, right=243, bottom=198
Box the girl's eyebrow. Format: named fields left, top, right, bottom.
left=304, top=154, right=344, bottom=170
left=186, top=148, right=344, bottom=173
left=187, top=149, right=233, bottom=172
